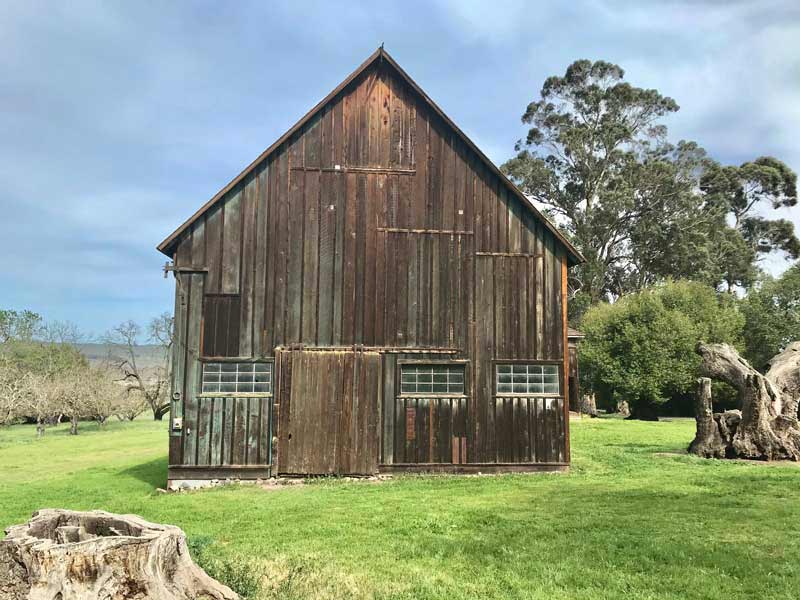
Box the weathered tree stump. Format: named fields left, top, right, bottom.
left=0, top=509, right=237, bottom=600
left=688, top=342, right=800, bottom=460
left=616, top=400, right=631, bottom=418
left=580, top=392, right=598, bottom=417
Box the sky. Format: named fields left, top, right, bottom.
left=1, top=0, right=799, bottom=338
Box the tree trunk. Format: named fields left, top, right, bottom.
left=70, top=415, right=79, bottom=435
left=153, top=402, right=169, bottom=420
left=689, top=342, right=800, bottom=460
left=0, top=509, right=237, bottom=600
left=687, top=377, right=741, bottom=458
left=580, top=393, right=598, bottom=417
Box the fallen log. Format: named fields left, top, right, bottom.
left=0, top=509, right=237, bottom=600
left=689, top=342, right=800, bottom=460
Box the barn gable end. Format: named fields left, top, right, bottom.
left=162, top=49, right=581, bottom=486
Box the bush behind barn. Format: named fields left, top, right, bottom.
left=578, top=280, right=744, bottom=419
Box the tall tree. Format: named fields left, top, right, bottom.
left=502, top=59, right=798, bottom=311
left=701, top=157, right=799, bottom=289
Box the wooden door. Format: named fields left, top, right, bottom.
left=276, top=350, right=381, bottom=475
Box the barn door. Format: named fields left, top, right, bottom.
left=276, top=350, right=381, bottom=475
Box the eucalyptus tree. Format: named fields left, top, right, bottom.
left=502, top=59, right=798, bottom=312
left=701, top=157, right=798, bottom=289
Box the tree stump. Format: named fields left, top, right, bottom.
left=0, top=509, right=237, bottom=600
left=688, top=342, right=800, bottom=460
left=580, top=393, right=598, bottom=417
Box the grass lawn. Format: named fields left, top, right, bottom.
left=1, top=417, right=799, bottom=599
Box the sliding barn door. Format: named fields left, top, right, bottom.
left=276, top=350, right=381, bottom=475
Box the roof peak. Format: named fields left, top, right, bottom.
left=157, top=48, right=584, bottom=265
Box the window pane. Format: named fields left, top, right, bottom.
left=400, top=364, right=465, bottom=395
left=495, top=363, right=559, bottom=396
left=202, top=362, right=272, bottom=395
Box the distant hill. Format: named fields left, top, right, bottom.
left=77, top=343, right=166, bottom=370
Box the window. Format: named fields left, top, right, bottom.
left=495, top=363, right=559, bottom=396
left=400, top=364, right=465, bottom=395
left=201, top=362, right=272, bottom=395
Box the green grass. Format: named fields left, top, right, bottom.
left=2, top=417, right=799, bottom=599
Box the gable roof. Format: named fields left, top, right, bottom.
left=157, top=47, right=585, bottom=265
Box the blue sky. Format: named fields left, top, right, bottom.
left=1, top=0, right=799, bottom=338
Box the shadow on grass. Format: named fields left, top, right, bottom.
left=121, top=456, right=168, bottom=490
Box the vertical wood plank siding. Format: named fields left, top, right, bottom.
left=169, top=59, right=569, bottom=474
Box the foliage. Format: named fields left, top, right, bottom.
left=0, top=309, right=42, bottom=343
left=502, top=59, right=798, bottom=304
left=0, top=323, right=87, bottom=433
left=2, top=418, right=800, bottom=599
left=579, top=281, right=743, bottom=416
left=0, top=309, right=150, bottom=434
left=740, top=264, right=800, bottom=370
left=700, top=157, right=799, bottom=289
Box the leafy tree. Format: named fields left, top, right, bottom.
left=0, top=309, right=42, bottom=343
left=740, top=264, right=800, bottom=370
left=579, top=281, right=743, bottom=419
left=701, top=157, right=798, bottom=289
left=502, top=59, right=798, bottom=314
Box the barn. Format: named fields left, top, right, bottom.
left=157, top=47, right=584, bottom=487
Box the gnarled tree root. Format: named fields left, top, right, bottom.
left=689, top=342, right=800, bottom=461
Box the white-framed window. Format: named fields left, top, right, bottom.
left=201, top=361, right=273, bottom=396
left=400, top=363, right=465, bottom=395
left=495, top=363, right=560, bottom=396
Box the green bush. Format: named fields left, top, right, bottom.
left=579, top=280, right=744, bottom=418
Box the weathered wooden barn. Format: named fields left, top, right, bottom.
left=158, top=48, right=584, bottom=486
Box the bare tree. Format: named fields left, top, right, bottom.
left=113, top=386, right=148, bottom=421
left=0, top=360, right=31, bottom=426
left=25, top=374, right=63, bottom=437
left=104, top=318, right=172, bottom=420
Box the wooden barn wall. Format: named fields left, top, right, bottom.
left=169, top=59, right=568, bottom=470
